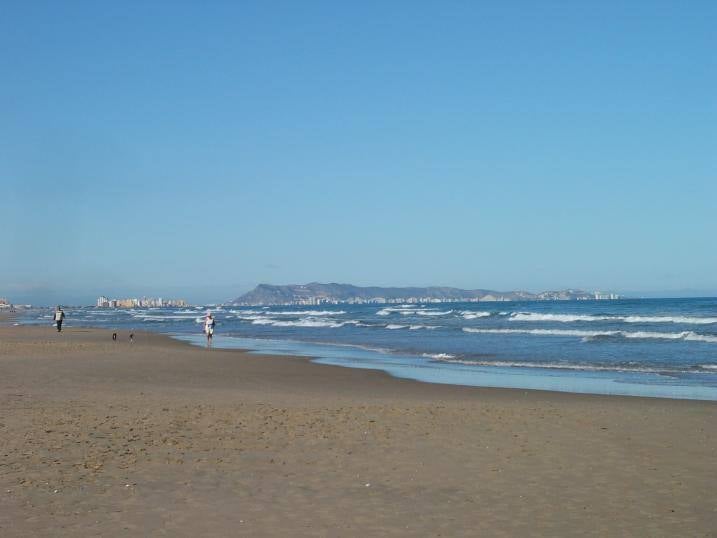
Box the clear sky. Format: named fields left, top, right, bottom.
left=2, top=1, right=715, bottom=305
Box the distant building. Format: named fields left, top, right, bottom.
left=593, top=292, right=620, bottom=300
left=96, top=296, right=188, bottom=308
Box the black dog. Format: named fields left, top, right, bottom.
left=112, top=332, right=117, bottom=341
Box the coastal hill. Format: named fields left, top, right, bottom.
left=230, top=283, right=604, bottom=305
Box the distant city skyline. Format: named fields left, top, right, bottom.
left=1, top=281, right=715, bottom=307
left=2, top=2, right=715, bottom=306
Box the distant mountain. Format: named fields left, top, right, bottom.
left=230, top=283, right=602, bottom=305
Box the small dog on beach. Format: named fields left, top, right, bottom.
left=112, top=332, right=117, bottom=341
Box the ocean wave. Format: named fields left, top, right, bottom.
left=509, top=312, right=717, bottom=325
left=251, top=318, right=277, bottom=325
left=462, top=327, right=717, bottom=343
left=239, top=314, right=277, bottom=321
left=247, top=316, right=346, bottom=328
left=377, top=306, right=420, bottom=316
left=384, top=323, right=440, bottom=330
left=622, top=315, right=717, bottom=325
left=510, top=313, right=609, bottom=322
left=412, top=310, right=453, bottom=317
left=422, top=353, right=456, bottom=360
left=461, top=311, right=491, bottom=319
left=269, top=318, right=345, bottom=328
left=427, top=356, right=709, bottom=375
left=131, top=314, right=203, bottom=322
left=266, top=310, right=347, bottom=316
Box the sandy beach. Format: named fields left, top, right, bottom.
left=1, top=326, right=715, bottom=537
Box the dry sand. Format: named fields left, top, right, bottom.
left=1, top=326, right=715, bottom=537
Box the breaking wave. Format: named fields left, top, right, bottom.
left=461, top=311, right=491, bottom=319
left=427, top=356, right=717, bottom=375
left=509, top=312, right=717, bottom=324
left=385, top=324, right=440, bottom=330
left=131, top=314, right=203, bottom=322
left=250, top=317, right=279, bottom=325
left=462, top=327, right=717, bottom=343
left=249, top=316, right=348, bottom=328
left=269, top=318, right=346, bottom=328
left=422, top=353, right=456, bottom=360
left=266, top=310, right=347, bottom=316
left=622, top=315, right=717, bottom=325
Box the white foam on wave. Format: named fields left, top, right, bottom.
left=239, top=314, right=277, bottom=321
left=377, top=306, right=420, bottom=316
left=422, top=353, right=456, bottom=360
left=461, top=311, right=491, bottom=319
left=384, top=323, right=440, bottom=330
left=247, top=316, right=347, bottom=328
left=462, top=327, right=717, bottom=343
left=509, top=312, right=717, bottom=325
left=463, top=328, right=611, bottom=337
left=251, top=317, right=277, bottom=325
left=429, top=356, right=692, bottom=375
left=132, top=314, right=202, bottom=322
left=510, top=313, right=608, bottom=322
left=269, top=318, right=345, bottom=328
left=622, top=315, right=717, bottom=325
left=412, top=310, right=453, bottom=317
left=267, top=310, right=347, bottom=316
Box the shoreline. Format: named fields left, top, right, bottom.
left=175, top=332, right=717, bottom=404
left=2, top=326, right=716, bottom=536
left=173, top=331, right=717, bottom=402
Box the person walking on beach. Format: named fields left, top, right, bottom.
left=53, top=306, right=65, bottom=332
left=204, top=312, right=216, bottom=347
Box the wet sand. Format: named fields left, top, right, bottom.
left=0, top=310, right=18, bottom=323
left=1, top=326, right=715, bottom=536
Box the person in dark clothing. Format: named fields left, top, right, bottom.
left=54, top=306, right=65, bottom=332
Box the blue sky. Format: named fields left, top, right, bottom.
left=2, top=1, right=715, bottom=305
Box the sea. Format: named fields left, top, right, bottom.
left=15, top=298, right=717, bottom=400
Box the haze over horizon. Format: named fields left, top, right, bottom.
left=3, top=2, right=715, bottom=305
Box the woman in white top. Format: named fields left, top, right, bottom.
left=204, top=312, right=216, bottom=347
